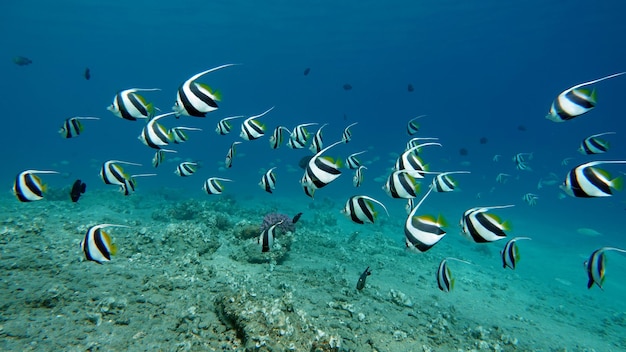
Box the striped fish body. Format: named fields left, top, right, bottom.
left=81, top=224, right=126, bottom=264
left=384, top=170, right=420, bottom=199
left=172, top=64, right=234, bottom=117
left=59, top=116, right=100, bottom=138
left=353, top=166, right=366, bottom=187
left=561, top=161, right=626, bottom=198
left=302, top=141, right=343, bottom=194
left=406, top=115, right=426, bottom=135
left=578, top=132, right=615, bottom=155
left=240, top=107, right=273, bottom=141
left=342, top=122, right=358, bottom=143
left=175, top=162, right=198, bottom=177
left=259, top=167, right=277, bottom=193
left=258, top=220, right=283, bottom=252
left=216, top=115, right=243, bottom=135
left=225, top=142, right=242, bottom=168
left=395, top=143, right=441, bottom=175
left=546, top=72, right=625, bottom=122
left=108, top=88, right=157, bottom=121
left=404, top=214, right=446, bottom=252
left=138, top=113, right=176, bottom=149
left=121, top=178, right=136, bottom=196
left=169, top=127, right=202, bottom=144
left=342, top=195, right=386, bottom=224
left=152, top=149, right=176, bottom=168
left=100, top=161, right=131, bottom=186
left=346, top=151, right=366, bottom=170
left=203, top=177, right=232, bottom=195
left=13, top=170, right=58, bottom=202
left=288, top=123, right=316, bottom=149
left=461, top=207, right=510, bottom=243
left=269, top=126, right=289, bottom=149
left=436, top=260, right=453, bottom=292
left=586, top=248, right=607, bottom=289
left=432, top=174, right=456, bottom=192
left=502, top=239, right=520, bottom=269
left=309, top=124, right=327, bottom=153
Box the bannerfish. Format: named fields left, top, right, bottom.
left=383, top=170, right=420, bottom=199
left=13, top=170, right=59, bottom=202
left=120, top=173, right=155, bottom=196
left=173, top=64, right=236, bottom=118
left=407, top=115, right=426, bottom=135
left=460, top=205, right=514, bottom=243
left=99, top=160, right=142, bottom=186
left=342, top=122, right=358, bottom=143
left=81, top=224, right=129, bottom=264
left=437, top=258, right=472, bottom=292
left=152, top=149, right=177, bottom=168
left=258, top=220, right=284, bottom=252
left=431, top=171, right=470, bottom=192
left=169, top=126, right=202, bottom=144
left=174, top=162, right=199, bottom=177
left=108, top=88, right=159, bottom=121
left=309, top=123, right=328, bottom=154
left=259, top=167, right=277, bottom=193
left=216, top=115, right=244, bottom=135
left=561, top=161, right=626, bottom=198
left=270, top=125, right=291, bottom=149
left=546, top=72, right=626, bottom=122
left=203, top=177, right=232, bottom=195
left=240, top=107, right=274, bottom=141
left=225, top=141, right=242, bottom=168
left=342, top=195, right=389, bottom=224
left=578, top=132, right=616, bottom=155
left=353, top=165, right=366, bottom=187
left=59, top=116, right=100, bottom=138
left=70, top=179, right=86, bottom=202
left=501, top=237, right=531, bottom=270
left=287, top=123, right=317, bottom=149
left=584, top=247, right=626, bottom=289
left=404, top=188, right=447, bottom=252
left=138, top=112, right=176, bottom=149
left=356, top=267, right=371, bottom=290
left=346, top=151, right=367, bottom=169
left=301, top=140, right=343, bottom=198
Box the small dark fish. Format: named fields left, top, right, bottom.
left=303, top=68, right=310, bottom=76
left=356, top=266, right=371, bottom=290
left=459, top=148, right=468, bottom=156
left=13, top=56, right=32, bottom=66
left=407, top=84, right=414, bottom=92
left=479, top=137, right=488, bottom=144
left=517, top=125, right=526, bottom=131
left=84, top=67, right=91, bottom=80
left=343, top=113, right=347, bottom=121
left=70, top=179, right=86, bottom=202
left=343, top=83, right=352, bottom=91
left=292, top=212, right=303, bottom=224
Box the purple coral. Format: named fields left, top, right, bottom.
left=260, top=212, right=296, bottom=233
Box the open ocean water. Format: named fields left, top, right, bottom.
left=2, top=1, right=626, bottom=351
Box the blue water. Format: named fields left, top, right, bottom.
left=3, top=0, right=626, bottom=349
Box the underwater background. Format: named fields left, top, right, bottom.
left=2, top=0, right=626, bottom=351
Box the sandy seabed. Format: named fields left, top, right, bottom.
left=1, top=189, right=624, bottom=352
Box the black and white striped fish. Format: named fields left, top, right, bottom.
left=258, top=220, right=284, bottom=252
left=437, top=257, right=472, bottom=292
left=383, top=170, right=420, bottom=199
left=120, top=174, right=155, bottom=196
left=546, top=72, right=625, bottom=122
left=460, top=205, right=514, bottom=243
left=395, top=142, right=441, bottom=175
left=99, top=160, right=141, bottom=186
left=269, top=126, right=290, bottom=149
left=108, top=88, right=159, bottom=121
left=81, top=224, right=129, bottom=264
left=202, top=177, right=233, bottom=195
left=346, top=150, right=366, bottom=169
left=404, top=188, right=446, bottom=252
left=501, top=237, right=531, bottom=270
left=561, top=161, right=626, bottom=198
left=301, top=140, right=343, bottom=197
left=240, top=107, right=274, bottom=141
left=513, top=152, right=533, bottom=171
left=172, top=64, right=235, bottom=118
left=309, top=123, right=328, bottom=153
left=407, top=115, right=426, bottom=135
left=215, top=115, right=244, bottom=135
left=522, top=193, right=539, bottom=206
left=287, top=123, right=317, bottom=149
left=342, top=195, right=389, bottom=224
left=175, top=162, right=199, bottom=177
left=13, top=170, right=59, bottom=202
left=405, top=198, right=415, bottom=215
left=353, top=165, right=366, bottom=187
left=59, top=116, right=100, bottom=138
left=225, top=141, right=242, bottom=168
left=578, top=132, right=615, bottom=155
left=431, top=171, right=470, bottom=192
left=169, top=126, right=202, bottom=144
left=584, top=247, right=626, bottom=289
left=342, top=122, right=358, bottom=143
left=259, top=167, right=277, bottom=193
left=138, top=112, right=176, bottom=149
left=152, top=149, right=177, bottom=168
